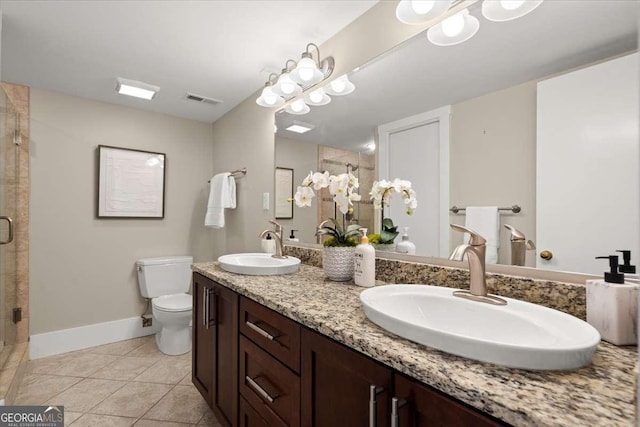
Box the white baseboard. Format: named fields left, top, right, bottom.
left=29, top=316, right=160, bottom=360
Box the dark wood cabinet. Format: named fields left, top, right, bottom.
left=194, top=273, right=509, bottom=427
left=301, top=328, right=393, bottom=427
left=393, top=373, right=506, bottom=427
left=193, top=273, right=214, bottom=404
left=193, top=273, right=239, bottom=427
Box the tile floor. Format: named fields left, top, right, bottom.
left=14, top=336, right=223, bottom=427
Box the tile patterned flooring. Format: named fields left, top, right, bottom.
left=14, top=336, right=222, bottom=426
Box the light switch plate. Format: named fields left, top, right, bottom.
left=263, top=192, right=270, bottom=210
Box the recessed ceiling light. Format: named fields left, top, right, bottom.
left=116, top=78, right=159, bottom=100
left=286, top=121, right=315, bottom=133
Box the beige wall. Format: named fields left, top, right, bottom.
left=30, top=88, right=214, bottom=334
left=274, top=136, right=318, bottom=243
left=450, top=81, right=537, bottom=266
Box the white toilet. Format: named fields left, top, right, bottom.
left=136, top=256, right=193, bottom=355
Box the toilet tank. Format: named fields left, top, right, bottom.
left=136, top=256, right=193, bottom=298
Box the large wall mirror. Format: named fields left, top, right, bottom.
left=274, top=1, right=639, bottom=276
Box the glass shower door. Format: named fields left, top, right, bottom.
left=0, top=89, right=18, bottom=358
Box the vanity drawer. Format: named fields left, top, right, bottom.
left=239, top=335, right=300, bottom=427
left=240, top=296, right=301, bottom=373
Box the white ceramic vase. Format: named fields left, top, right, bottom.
left=322, top=246, right=355, bottom=282
left=373, top=243, right=396, bottom=252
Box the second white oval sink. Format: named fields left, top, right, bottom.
left=360, top=284, right=600, bottom=370
left=218, top=253, right=300, bottom=276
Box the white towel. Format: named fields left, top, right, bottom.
left=464, top=206, right=500, bottom=264
left=205, top=173, right=236, bottom=228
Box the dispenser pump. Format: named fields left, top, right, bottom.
left=616, top=250, right=636, bottom=274
left=289, top=229, right=298, bottom=239
left=401, top=227, right=410, bottom=241
left=595, top=255, right=625, bottom=284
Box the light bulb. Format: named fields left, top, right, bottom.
left=280, top=82, right=296, bottom=95
left=296, top=57, right=317, bottom=82
left=309, top=89, right=324, bottom=103
left=291, top=100, right=305, bottom=112
left=330, top=79, right=346, bottom=93
left=410, top=0, right=434, bottom=15
left=500, top=0, right=525, bottom=10
left=441, top=12, right=464, bottom=37
left=262, top=87, right=277, bottom=105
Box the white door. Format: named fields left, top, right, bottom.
left=536, top=53, right=639, bottom=275
left=378, top=106, right=450, bottom=258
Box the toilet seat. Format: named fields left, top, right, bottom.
left=152, top=293, right=192, bottom=312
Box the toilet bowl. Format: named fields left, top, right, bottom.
left=152, top=293, right=192, bottom=355
left=136, top=256, right=193, bottom=356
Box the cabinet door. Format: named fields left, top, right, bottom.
left=301, top=328, right=392, bottom=427
left=211, top=282, right=239, bottom=427
left=192, top=273, right=214, bottom=405
left=240, top=397, right=271, bottom=427
left=393, top=374, right=507, bottom=427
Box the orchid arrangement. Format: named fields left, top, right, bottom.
left=294, top=171, right=363, bottom=246
left=368, top=178, right=418, bottom=245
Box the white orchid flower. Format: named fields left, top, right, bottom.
left=311, top=171, right=330, bottom=190
left=294, top=186, right=315, bottom=208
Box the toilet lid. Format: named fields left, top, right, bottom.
left=153, top=293, right=192, bottom=312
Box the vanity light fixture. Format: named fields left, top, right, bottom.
left=285, top=99, right=310, bottom=115
left=396, top=0, right=452, bottom=25
left=286, top=121, right=315, bottom=134
left=482, top=0, right=543, bottom=22
left=256, top=73, right=285, bottom=108
left=427, top=8, right=479, bottom=46
left=396, top=0, right=544, bottom=47
left=115, top=78, right=159, bottom=100
left=324, top=74, right=356, bottom=96
left=304, top=87, right=331, bottom=106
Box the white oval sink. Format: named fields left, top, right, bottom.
left=217, top=253, right=300, bottom=276
left=360, top=284, right=600, bottom=370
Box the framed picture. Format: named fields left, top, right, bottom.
left=97, top=145, right=166, bottom=218
left=275, top=167, right=294, bottom=219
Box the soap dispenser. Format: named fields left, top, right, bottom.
left=616, top=250, right=636, bottom=274
left=354, top=228, right=375, bottom=287
left=287, top=229, right=300, bottom=243
left=586, top=255, right=639, bottom=345
left=396, top=227, right=416, bottom=255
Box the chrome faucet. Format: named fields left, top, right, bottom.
left=259, top=220, right=286, bottom=259
left=450, top=224, right=507, bottom=306
left=504, top=224, right=536, bottom=266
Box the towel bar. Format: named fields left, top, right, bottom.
left=450, top=205, right=521, bottom=214
left=208, top=168, right=247, bottom=183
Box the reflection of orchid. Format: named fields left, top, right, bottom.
left=369, top=178, right=418, bottom=215
left=294, top=171, right=361, bottom=215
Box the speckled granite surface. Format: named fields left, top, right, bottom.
left=284, top=246, right=587, bottom=320
left=193, top=262, right=636, bottom=427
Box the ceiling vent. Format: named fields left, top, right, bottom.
left=185, top=93, right=223, bottom=106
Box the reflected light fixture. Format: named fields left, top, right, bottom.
left=304, top=87, right=331, bottom=106
left=324, top=75, right=355, bottom=96
left=482, top=0, right=544, bottom=22
left=396, top=0, right=452, bottom=25
left=285, top=99, right=310, bottom=115
left=256, top=73, right=285, bottom=108
left=427, top=9, right=479, bottom=46
left=286, top=120, right=315, bottom=134
left=116, top=78, right=159, bottom=100
left=365, top=142, right=376, bottom=152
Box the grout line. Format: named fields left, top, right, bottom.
left=134, top=381, right=178, bottom=423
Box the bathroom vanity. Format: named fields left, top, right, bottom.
left=191, top=262, right=636, bottom=427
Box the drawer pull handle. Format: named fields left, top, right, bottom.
left=369, top=385, right=384, bottom=427
left=246, top=375, right=278, bottom=403
left=391, top=397, right=407, bottom=427
left=203, top=288, right=209, bottom=329
left=246, top=320, right=277, bottom=341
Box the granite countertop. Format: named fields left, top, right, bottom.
left=192, top=262, right=637, bottom=427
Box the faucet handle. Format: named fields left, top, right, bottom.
left=268, top=220, right=283, bottom=234
left=504, top=224, right=526, bottom=240
left=450, top=223, right=487, bottom=246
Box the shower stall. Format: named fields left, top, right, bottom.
left=0, top=82, right=28, bottom=390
